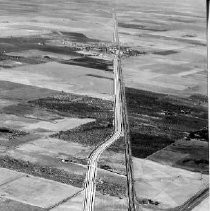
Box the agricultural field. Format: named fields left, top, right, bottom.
left=0, top=0, right=208, bottom=211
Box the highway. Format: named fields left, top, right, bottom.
left=83, top=11, right=136, bottom=211
left=82, top=10, right=209, bottom=211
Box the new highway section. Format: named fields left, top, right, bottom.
left=83, top=12, right=137, bottom=211
left=82, top=52, right=123, bottom=211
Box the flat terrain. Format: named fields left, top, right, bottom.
left=192, top=197, right=209, bottom=211
left=148, top=139, right=209, bottom=174
left=117, top=0, right=207, bottom=97
left=0, top=0, right=208, bottom=210
left=133, top=158, right=208, bottom=209
left=0, top=0, right=207, bottom=97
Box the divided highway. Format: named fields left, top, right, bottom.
left=83, top=12, right=136, bottom=211
left=82, top=10, right=208, bottom=211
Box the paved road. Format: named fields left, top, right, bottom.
left=82, top=10, right=208, bottom=211
left=83, top=11, right=136, bottom=211
left=82, top=54, right=123, bottom=211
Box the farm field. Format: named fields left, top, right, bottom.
left=0, top=0, right=208, bottom=211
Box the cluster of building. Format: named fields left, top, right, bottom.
left=59, top=40, right=145, bottom=58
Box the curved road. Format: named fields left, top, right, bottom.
left=83, top=11, right=136, bottom=211
left=83, top=51, right=123, bottom=211
left=82, top=10, right=208, bottom=211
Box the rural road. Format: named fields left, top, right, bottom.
left=178, top=186, right=209, bottom=211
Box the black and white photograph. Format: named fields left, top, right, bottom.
left=0, top=0, right=208, bottom=211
